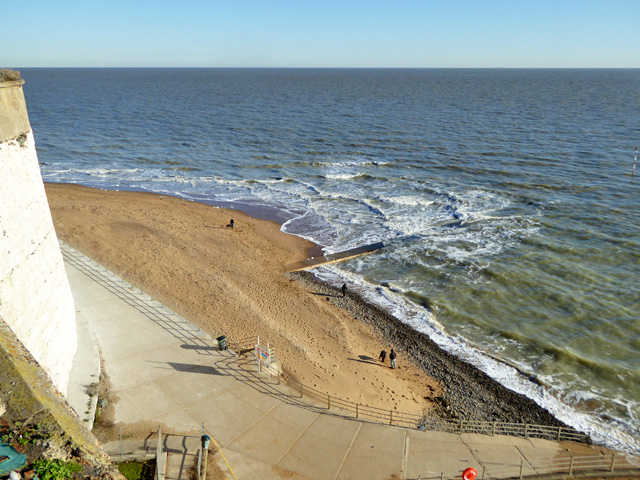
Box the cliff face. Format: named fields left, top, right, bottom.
left=0, top=317, right=124, bottom=478
left=0, top=71, right=77, bottom=397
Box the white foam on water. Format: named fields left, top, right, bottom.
left=312, top=264, right=640, bottom=454
left=312, top=159, right=391, bottom=168
left=378, top=194, right=436, bottom=208
left=40, top=165, right=638, bottom=453
left=324, top=172, right=363, bottom=180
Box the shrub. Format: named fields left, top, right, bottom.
left=33, top=459, right=81, bottom=480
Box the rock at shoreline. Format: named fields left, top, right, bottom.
left=288, top=270, right=570, bottom=429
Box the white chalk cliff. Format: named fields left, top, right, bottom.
left=0, top=75, right=77, bottom=397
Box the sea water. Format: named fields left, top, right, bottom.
left=20, top=68, right=640, bottom=452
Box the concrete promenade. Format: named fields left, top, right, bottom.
left=61, top=242, right=630, bottom=480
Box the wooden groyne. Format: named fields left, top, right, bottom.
left=291, top=241, right=384, bottom=271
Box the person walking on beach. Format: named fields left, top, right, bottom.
left=379, top=349, right=387, bottom=363
left=229, top=218, right=235, bottom=229
left=341, top=283, right=347, bottom=297
left=390, top=349, right=397, bottom=369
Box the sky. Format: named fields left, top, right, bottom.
left=3, top=0, right=640, bottom=68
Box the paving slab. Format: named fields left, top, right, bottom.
left=303, top=412, right=363, bottom=447
left=279, top=427, right=352, bottom=480
left=336, top=423, right=405, bottom=480
left=228, top=412, right=309, bottom=466
left=468, top=442, right=525, bottom=466
left=222, top=448, right=303, bottom=480
left=98, top=325, right=178, bottom=359
left=114, top=382, right=185, bottom=425
left=406, top=428, right=464, bottom=444
left=62, top=242, right=632, bottom=480
left=461, top=431, right=534, bottom=447
left=264, top=402, right=320, bottom=432
left=404, top=434, right=476, bottom=475
left=66, top=309, right=101, bottom=427
left=184, top=391, right=265, bottom=447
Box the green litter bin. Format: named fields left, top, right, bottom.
left=216, top=335, right=227, bottom=351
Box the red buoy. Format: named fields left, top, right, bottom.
left=462, top=467, right=477, bottom=480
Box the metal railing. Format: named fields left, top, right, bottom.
left=226, top=335, right=590, bottom=444
left=227, top=336, right=255, bottom=354
left=422, top=417, right=590, bottom=443
left=280, top=372, right=424, bottom=428
left=410, top=453, right=640, bottom=480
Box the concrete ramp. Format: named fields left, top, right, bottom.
left=292, top=242, right=384, bottom=271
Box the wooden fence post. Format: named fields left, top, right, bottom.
left=611, top=454, right=616, bottom=472
left=390, top=410, right=393, bottom=425
left=328, top=395, right=331, bottom=409
left=569, top=456, right=574, bottom=475
left=356, top=403, right=359, bottom=419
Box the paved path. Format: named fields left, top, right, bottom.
left=62, top=243, right=631, bottom=480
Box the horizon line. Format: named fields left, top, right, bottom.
left=9, top=66, right=640, bottom=70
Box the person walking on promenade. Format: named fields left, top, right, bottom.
left=379, top=349, right=387, bottom=363
left=341, top=283, right=347, bottom=297
left=390, top=349, right=397, bottom=369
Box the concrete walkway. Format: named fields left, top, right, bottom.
left=61, top=242, right=632, bottom=480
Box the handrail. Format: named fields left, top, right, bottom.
left=409, top=453, right=640, bottom=479
left=226, top=335, right=590, bottom=444
left=280, top=372, right=424, bottom=427
left=422, top=417, right=590, bottom=443
left=227, top=336, right=255, bottom=353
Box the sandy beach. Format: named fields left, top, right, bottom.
left=46, top=183, right=442, bottom=417
left=46, top=183, right=568, bottom=429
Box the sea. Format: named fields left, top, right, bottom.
left=19, top=68, right=640, bottom=453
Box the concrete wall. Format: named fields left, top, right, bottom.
left=0, top=75, right=77, bottom=397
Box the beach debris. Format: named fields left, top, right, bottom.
left=0, top=444, right=27, bottom=475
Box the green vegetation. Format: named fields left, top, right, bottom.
left=0, top=69, right=21, bottom=82
left=117, top=460, right=155, bottom=480
left=0, top=422, right=50, bottom=446
left=33, top=459, right=82, bottom=480
left=117, top=461, right=142, bottom=480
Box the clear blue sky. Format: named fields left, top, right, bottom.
left=4, top=0, right=639, bottom=68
